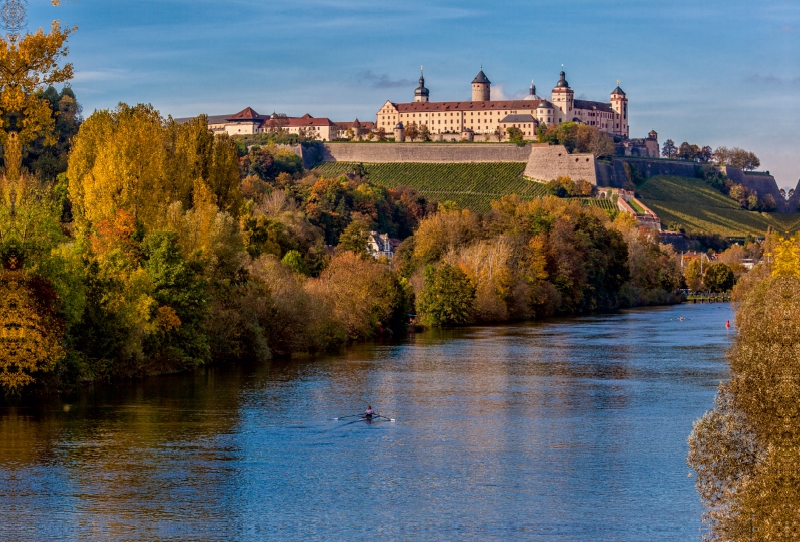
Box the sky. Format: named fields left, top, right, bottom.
left=26, top=0, right=800, bottom=189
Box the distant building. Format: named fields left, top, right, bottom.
left=376, top=68, right=630, bottom=140
left=616, top=130, right=659, bottom=158
left=184, top=107, right=339, bottom=141
left=367, top=231, right=399, bottom=259
left=336, top=118, right=376, bottom=139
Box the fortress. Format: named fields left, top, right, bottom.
left=377, top=68, right=629, bottom=141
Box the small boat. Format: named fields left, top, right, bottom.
left=332, top=412, right=395, bottom=422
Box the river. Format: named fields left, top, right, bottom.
left=0, top=302, right=733, bottom=541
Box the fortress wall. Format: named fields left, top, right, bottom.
left=523, top=145, right=598, bottom=184
left=620, top=158, right=701, bottom=179
left=595, top=162, right=617, bottom=187
left=319, top=143, right=533, bottom=163
left=722, top=166, right=788, bottom=213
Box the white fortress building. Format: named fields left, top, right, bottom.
left=377, top=68, right=629, bottom=140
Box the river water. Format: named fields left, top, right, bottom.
left=0, top=303, right=733, bottom=541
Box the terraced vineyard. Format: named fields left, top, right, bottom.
left=639, top=175, right=800, bottom=236
left=581, top=198, right=617, bottom=213
left=313, top=162, right=546, bottom=212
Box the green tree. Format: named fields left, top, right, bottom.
left=336, top=218, right=372, bottom=256
left=506, top=126, right=525, bottom=143
left=281, top=250, right=309, bottom=275
left=417, top=263, right=476, bottom=326
left=142, top=231, right=210, bottom=370
left=702, top=262, right=735, bottom=292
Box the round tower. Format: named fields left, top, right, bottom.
left=471, top=67, right=491, bottom=101
left=550, top=70, right=573, bottom=122
left=414, top=66, right=429, bottom=103
left=610, top=81, right=628, bottom=137
left=394, top=122, right=405, bottom=142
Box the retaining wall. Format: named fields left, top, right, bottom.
left=523, top=145, right=598, bottom=184
left=721, top=167, right=787, bottom=212
left=319, top=142, right=533, bottom=163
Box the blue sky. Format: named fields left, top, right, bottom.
left=28, top=0, right=800, bottom=188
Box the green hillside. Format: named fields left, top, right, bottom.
left=313, top=162, right=544, bottom=212
left=638, top=175, right=800, bottom=236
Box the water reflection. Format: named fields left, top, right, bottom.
left=1, top=303, right=731, bottom=540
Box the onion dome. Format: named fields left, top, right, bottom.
left=523, top=80, right=540, bottom=101
left=555, top=71, right=570, bottom=88
left=415, top=71, right=429, bottom=98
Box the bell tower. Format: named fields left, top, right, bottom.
left=610, top=81, right=628, bottom=137
left=550, top=69, right=573, bottom=122
left=414, top=66, right=429, bottom=103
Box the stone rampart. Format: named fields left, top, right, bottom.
left=523, top=145, right=598, bottom=184
left=620, top=157, right=704, bottom=180
left=319, top=142, right=533, bottom=164
left=721, top=166, right=787, bottom=212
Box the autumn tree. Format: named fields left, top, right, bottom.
left=688, top=237, right=800, bottom=538
left=683, top=258, right=702, bottom=291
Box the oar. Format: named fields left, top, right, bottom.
left=332, top=414, right=364, bottom=420
left=375, top=414, right=396, bottom=422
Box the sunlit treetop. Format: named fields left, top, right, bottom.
left=769, top=234, right=800, bottom=278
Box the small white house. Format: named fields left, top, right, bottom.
left=367, top=231, right=398, bottom=259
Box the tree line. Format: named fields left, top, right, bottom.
left=661, top=139, right=761, bottom=171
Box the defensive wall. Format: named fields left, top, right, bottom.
left=291, top=142, right=786, bottom=212
left=608, top=157, right=787, bottom=212
left=522, top=146, right=597, bottom=184
left=318, top=142, right=534, bottom=163
left=307, top=142, right=598, bottom=185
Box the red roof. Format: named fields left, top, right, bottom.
left=283, top=117, right=335, bottom=127
left=337, top=119, right=376, bottom=129
left=226, top=107, right=261, bottom=121
left=390, top=100, right=541, bottom=113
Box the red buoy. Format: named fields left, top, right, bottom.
left=725, top=320, right=731, bottom=329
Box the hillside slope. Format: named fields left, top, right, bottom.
left=313, top=162, right=544, bottom=212
left=638, top=175, right=800, bottom=236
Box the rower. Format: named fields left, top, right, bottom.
left=364, top=406, right=375, bottom=418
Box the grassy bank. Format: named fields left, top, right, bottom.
left=638, top=175, right=800, bottom=236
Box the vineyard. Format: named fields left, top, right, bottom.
left=581, top=198, right=617, bottom=213
left=639, top=175, right=800, bottom=236
left=313, top=162, right=546, bottom=212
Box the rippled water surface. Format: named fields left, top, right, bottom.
left=0, top=303, right=733, bottom=541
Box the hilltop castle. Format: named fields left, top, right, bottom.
left=377, top=68, right=629, bottom=141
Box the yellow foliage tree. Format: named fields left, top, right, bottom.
left=0, top=266, right=64, bottom=392
left=68, top=105, right=242, bottom=232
